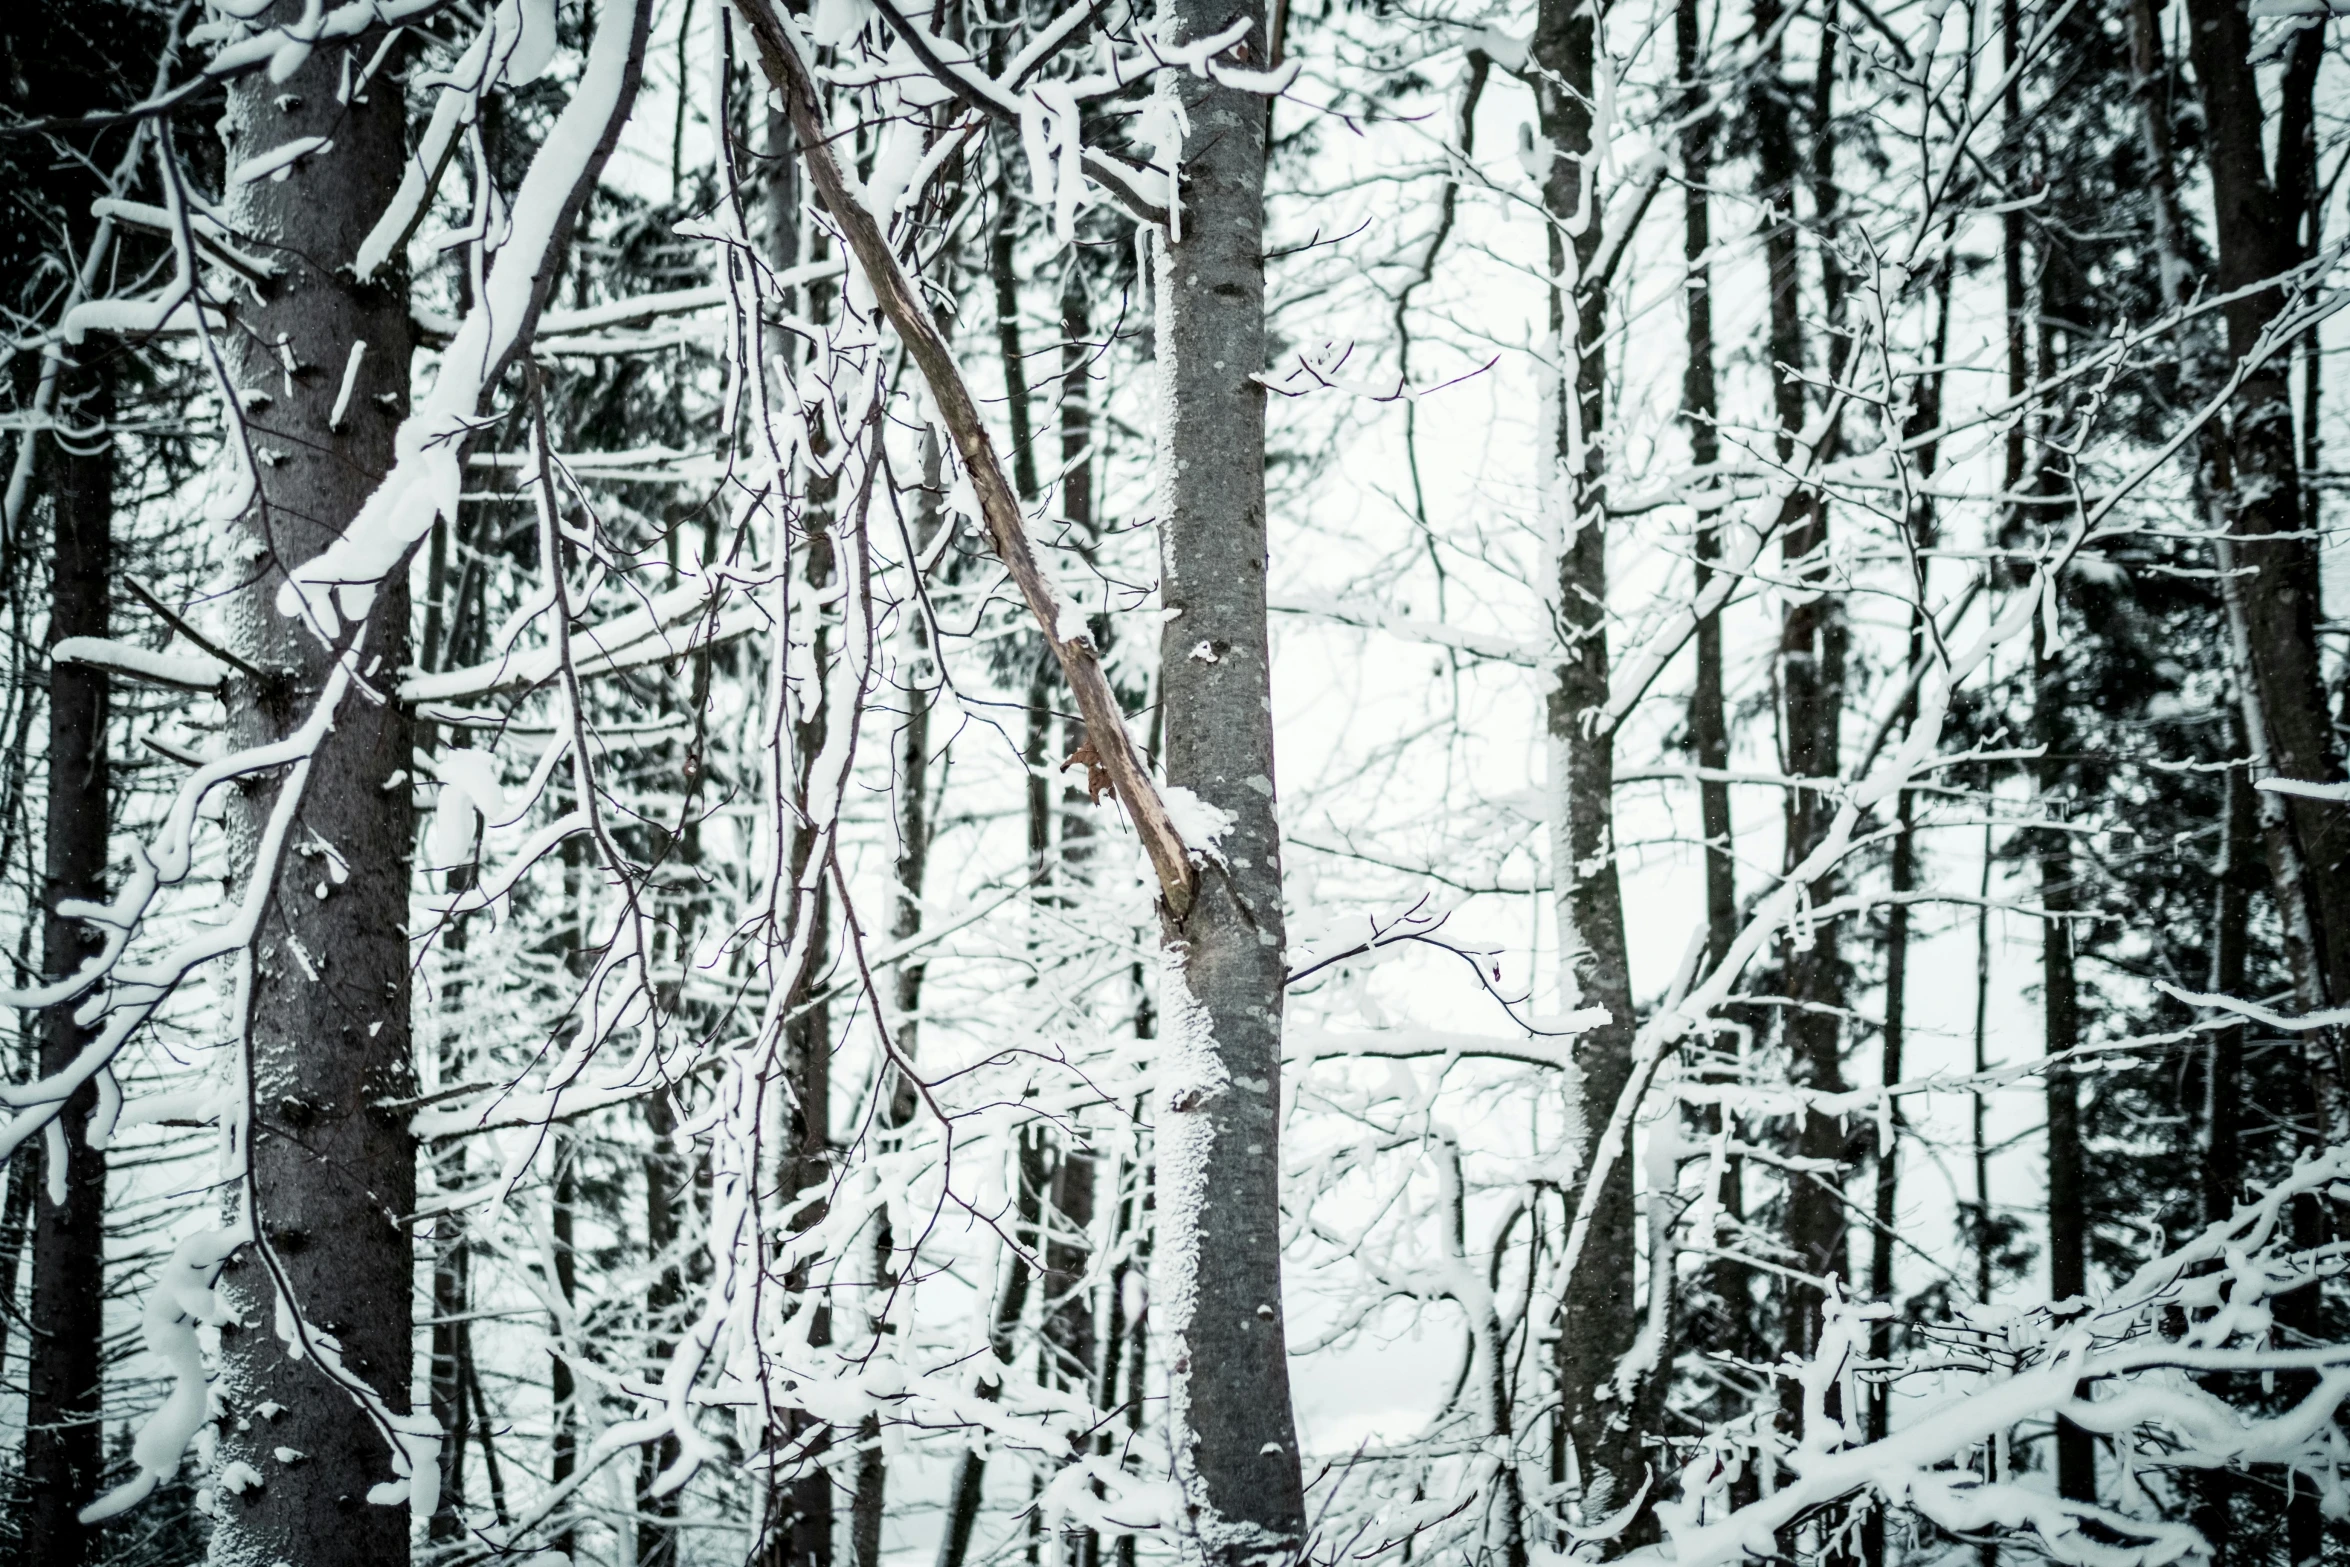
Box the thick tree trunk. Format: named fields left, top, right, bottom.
left=211, top=19, right=419, bottom=1563
left=1534, top=0, right=1647, bottom=1540
left=2182, top=0, right=2348, bottom=1031
left=1151, top=0, right=1308, bottom=1549
left=26, top=346, right=112, bottom=1567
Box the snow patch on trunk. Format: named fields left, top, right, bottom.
left=1151, top=943, right=1230, bottom=1541
left=1160, top=785, right=1233, bottom=860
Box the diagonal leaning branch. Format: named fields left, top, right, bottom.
left=732, top=0, right=1198, bottom=917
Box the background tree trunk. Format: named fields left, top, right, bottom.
left=1533, top=0, right=1648, bottom=1537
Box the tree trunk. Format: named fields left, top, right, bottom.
left=26, top=345, right=112, bottom=1567
left=1533, top=0, right=1646, bottom=1538
left=551, top=1133, right=580, bottom=1563
left=1151, top=0, right=1308, bottom=1548
left=1759, top=0, right=1849, bottom=1444
left=1865, top=248, right=1950, bottom=1567
left=2193, top=738, right=2256, bottom=1565
left=1678, top=0, right=1758, bottom=1508
left=636, top=1092, right=683, bottom=1566
left=2182, top=0, right=2348, bottom=1035
left=211, top=18, right=419, bottom=1563
left=1680, top=0, right=1732, bottom=986
left=2035, top=619, right=2091, bottom=1501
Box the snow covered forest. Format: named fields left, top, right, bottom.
left=10, top=0, right=2350, bottom=1559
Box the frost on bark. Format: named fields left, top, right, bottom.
left=1533, top=0, right=1649, bottom=1536
left=1151, top=0, right=1308, bottom=1547
left=210, top=22, right=419, bottom=1565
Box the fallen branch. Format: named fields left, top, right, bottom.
left=732, top=0, right=1198, bottom=915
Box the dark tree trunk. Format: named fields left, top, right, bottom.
left=2035, top=621, right=2092, bottom=1501
left=551, top=1135, right=580, bottom=1562
left=1533, top=0, right=1646, bottom=1539
left=1680, top=0, right=1732, bottom=986
left=26, top=345, right=112, bottom=1567
left=2183, top=0, right=2348, bottom=1038
left=211, top=18, right=420, bottom=1563
left=2193, top=739, right=2257, bottom=1564
left=1757, top=0, right=1848, bottom=1447
left=1152, top=0, right=1308, bottom=1547
left=637, top=1093, right=685, bottom=1565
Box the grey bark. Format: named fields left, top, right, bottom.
left=1152, top=0, right=1307, bottom=1550
left=211, top=22, right=420, bottom=1564
left=1531, top=0, right=1649, bottom=1540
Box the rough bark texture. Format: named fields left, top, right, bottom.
left=211, top=21, right=419, bottom=1565
left=1152, top=0, right=1308, bottom=1550
left=1533, top=0, right=1647, bottom=1538
left=27, top=347, right=112, bottom=1567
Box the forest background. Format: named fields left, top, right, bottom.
left=2, top=0, right=2348, bottom=1563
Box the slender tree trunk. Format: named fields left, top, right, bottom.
left=641, top=1089, right=685, bottom=1567
left=1680, top=0, right=1732, bottom=988
left=1056, top=259, right=1105, bottom=1567
left=1759, top=0, right=1849, bottom=1458
left=552, top=1134, right=580, bottom=1562
left=1533, top=0, right=1647, bottom=1539
left=211, top=18, right=420, bottom=1564
left=26, top=346, right=112, bottom=1567
left=2193, top=740, right=2256, bottom=1565
left=935, top=1138, right=1043, bottom=1567
left=851, top=426, right=946, bottom=1567
left=1151, top=0, right=1308, bottom=1547
left=2034, top=617, right=2091, bottom=1500
left=1679, top=0, right=1758, bottom=1505
left=1865, top=252, right=1950, bottom=1567
left=761, top=95, right=841, bottom=1565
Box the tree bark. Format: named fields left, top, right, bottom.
left=1150, top=0, right=1308, bottom=1549
left=211, top=17, right=420, bottom=1563
left=26, top=345, right=112, bottom=1567
left=1533, top=0, right=1647, bottom=1539
left=2182, top=0, right=2348, bottom=1037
